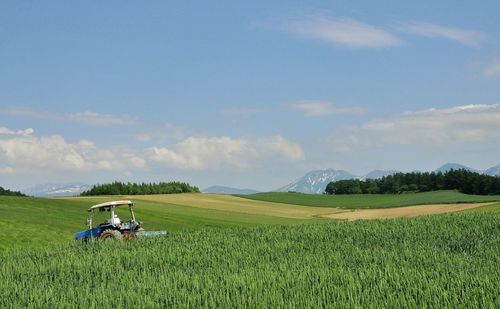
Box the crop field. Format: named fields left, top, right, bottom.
left=0, top=195, right=312, bottom=250
left=321, top=202, right=496, bottom=220
left=239, top=190, right=500, bottom=208
left=2, top=193, right=498, bottom=250
left=0, top=193, right=499, bottom=307
left=1, top=211, right=498, bottom=307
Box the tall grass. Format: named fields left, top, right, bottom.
left=1, top=212, right=498, bottom=307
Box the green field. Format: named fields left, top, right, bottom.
left=238, top=190, right=500, bottom=208
left=1, top=212, right=498, bottom=307
left=0, top=195, right=310, bottom=250
left=2, top=191, right=499, bottom=250
left=1, top=192, right=499, bottom=307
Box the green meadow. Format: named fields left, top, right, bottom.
left=1, top=211, right=498, bottom=307
left=238, top=190, right=500, bottom=208
left=1, top=192, right=499, bottom=307
left=0, top=195, right=307, bottom=250
left=2, top=191, right=500, bottom=250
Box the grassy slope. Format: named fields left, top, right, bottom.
left=1, top=212, right=498, bottom=307
left=2, top=192, right=498, bottom=250
left=237, top=190, right=500, bottom=208
left=0, top=195, right=306, bottom=250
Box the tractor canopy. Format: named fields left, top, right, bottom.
left=88, top=200, right=133, bottom=211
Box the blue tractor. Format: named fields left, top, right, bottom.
left=74, top=200, right=167, bottom=240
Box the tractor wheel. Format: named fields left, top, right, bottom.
left=100, top=229, right=123, bottom=241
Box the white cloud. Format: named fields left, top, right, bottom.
left=0, top=107, right=136, bottom=127
left=0, top=128, right=147, bottom=172
left=0, top=127, right=304, bottom=175
left=148, top=135, right=304, bottom=171
left=484, top=60, right=500, bottom=77
left=399, top=22, right=485, bottom=47
left=327, top=103, right=500, bottom=151
left=286, top=15, right=402, bottom=48
left=287, top=100, right=365, bottom=116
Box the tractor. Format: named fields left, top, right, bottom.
left=74, top=200, right=167, bottom=240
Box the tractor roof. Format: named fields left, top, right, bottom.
left=88, top=200, right=133, bottom=211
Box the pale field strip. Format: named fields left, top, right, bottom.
left=126, top=193, right=346, bottom=219
left=320, top=202, right=497, bottom=220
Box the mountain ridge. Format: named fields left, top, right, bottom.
left=203, top=185, right=260, bottom=195
left=23, top=183, right=91, bottom=197
left=276, top=163, right=499, bottom=194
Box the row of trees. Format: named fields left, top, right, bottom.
left=80, top=181, right=200, bottom=196
left=325, top=169, right=500, bottom=195
left=0, top=186, right=26, bottom=197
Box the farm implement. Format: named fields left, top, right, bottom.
left=74, top=200, right=167, bottom=241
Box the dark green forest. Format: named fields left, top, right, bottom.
left=80, top=181, right=200, bottom=196
left=0, top=186, right=26, bottom=197
left=325, top=169, right=500, bottom=195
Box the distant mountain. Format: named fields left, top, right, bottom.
left=484, top=164, right=500, bottom=176
left=276, top=163, right=498, bottom=194
left=23, top=183, right=91, bottom=197
left=363, top=170, right=399, bottom=179
left=276, top=169, right=357, bottom=194
left=435, top=163, right=477, bottom=173
left=203, top=185, right=259, bottom=195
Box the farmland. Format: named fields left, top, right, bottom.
left=0, top=192, right=499, bottom=307
left=2, top=192, right=497, bottom=250
left=238, top=190, right=500, bottom=208
left=1, top=211, right=499, bottom=307
left=0, top=194, right=311, bottom=250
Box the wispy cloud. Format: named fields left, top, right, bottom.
left=68, top=111, right=136, bottom=126
left=220, top=107, right=267, bottom=118
left=287, top=100, right=365, bottom=116
left=286, top=15, right=402, bottom=48
left=484, top=60, right=500, bottom=77
left=0, top=107, right=136, bottom=127
left=398, top=22, right=485, bottom=47
left=136, top=123, right=191, bottom=143
left=327, top=103, right=500, bottom=152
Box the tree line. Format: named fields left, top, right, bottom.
left=0, top=186, right=26, bottom=197
left=325, top=169, right=500, bottom=195
left=80, top=181, right=200, bottom=196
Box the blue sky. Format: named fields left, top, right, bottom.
left=1, top=1, right=499, bottom=190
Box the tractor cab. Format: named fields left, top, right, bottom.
left=74, top=200, right=167, bottom=240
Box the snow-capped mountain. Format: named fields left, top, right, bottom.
left=434, top=163, right=476, bottom=173
left=276, top=169, right=357, bottom=194
left=363, top=170, right=399, bottom=179
left=23, top=183, right=92, bottom=197
left=484, top=164, right=500, bottom=176
left=203, top=186, right=259, bottom=195
left=276, top=163, right=500, bottom=195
